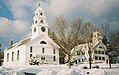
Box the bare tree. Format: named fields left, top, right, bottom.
left=51, top=16, right=85, bottom=68
left=83, top=22, right=97, bottom=69
left=100, top=23, right=112, bottom=68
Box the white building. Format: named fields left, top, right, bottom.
left=72, top=31, right=108, bottom=64
left=3, top=3, right=60, bottom=66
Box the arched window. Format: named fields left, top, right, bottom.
left=30, top=54, right=32, bottom=58
left=40, top=13, right=43, bottom=15
left=12, top=52, right=14, bottom=61
left=53, top=49, right=55, bottom=54
left=17, top=50, right=19, bottom=60
left=36, top=13, right=38, bottom=16
left=53, top=56, right=56, bottom=61
left=34, top=27, right=36, bottom=32
left=30, top=46, right=33, bottom=53
left=35, top=20, right=37, bottom=24
left=42, top=48, right=44, bottom=53
left=40, top=41, right=47, bottom=44
left=99, top=46, right=102, bottom=48
left=7, top=53, right=9, bottom=62
left=40, top=20, right=43, bottom=23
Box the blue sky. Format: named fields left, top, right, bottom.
left=0, top=0, right=119, bottom=50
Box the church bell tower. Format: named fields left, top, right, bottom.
left=92, top=31, right=103, bottom=43
left=31, top=3, right=49, bottom=39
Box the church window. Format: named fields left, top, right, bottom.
left=41, top=57, right=45, bottom=60
left=40, top=20, right=43, bottom=23
left=40, top=13, right=43, bottom=15
left=30, top=54, right=32, bottom=58
left=99, top=57, right=101, bottom=60
left=40, top=41, right=47, bottom=44
left=102, top=57, right=105, bottom=60
left=35, top=20, right=37, bottom=24
left=53, top=49, right=55, bottom=54
left=95, top=56, right=98, bottom=60
left=82, top=59, right=84, bottom=62
left=34, top=28, right=36, bottom=32
left=17, top=50, right=19, bottom=60
left=42, top=48, right=44, bottom=53
left=41, top=27, right=46, bottom=32
left=53, top=56, right=56, bottom=61
left=30, top=46, right=33, bottom=53
left=36, top=13, right=38, bottom=16
left=7, top=53, right=9, bottom=62
left=12, top=52, right=14, bottom=61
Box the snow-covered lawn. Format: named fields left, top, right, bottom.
left=0, top=63, right=119, bottom=75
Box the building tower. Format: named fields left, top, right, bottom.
left=92, top=31, right=103, bottom=43
left=32, top=3, right=49, bottom=39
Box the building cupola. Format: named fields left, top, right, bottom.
left=92, top=31, right=103, bottom=43
left=31, top=2, right=49, bottom=39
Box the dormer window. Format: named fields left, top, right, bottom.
left=40, top=41, right=47, bottom=44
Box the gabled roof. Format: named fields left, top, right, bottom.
left=27, top=34, right=60, bottom=48
left=5, top=34, right=60, bottom=51
left=92, top=41, right=107, bottom=50
left=72, top=41, right=107, bottom=53
left=6, top=37, right=31, bottom=51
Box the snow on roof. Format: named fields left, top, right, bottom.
left=6, top=37, right=31, bottom=51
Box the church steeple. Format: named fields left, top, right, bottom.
left=31, top=2, right=49, bottom=39
left=92, top=31, right=103, bottom=43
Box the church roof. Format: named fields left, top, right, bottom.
left=73, top=41, right=107, bottom=52
left=6, top=37, right=31, bottom=50
left=28, top=34, right=60, bottom=48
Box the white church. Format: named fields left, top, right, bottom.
left=3, top=3, right=60, bottom=66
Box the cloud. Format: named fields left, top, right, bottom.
left=46, top=0, right=119, bottom=31
left=0, top=0, right=119, bottom=49
left=0, top=17, right=29, bottom=37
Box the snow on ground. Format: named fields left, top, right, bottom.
left=0, top=63, right=119, bottom=75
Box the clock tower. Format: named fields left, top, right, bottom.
left=32, top=3, right=49, bottom=39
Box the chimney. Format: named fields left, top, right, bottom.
left=10, top=39, right=14, bottom=46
